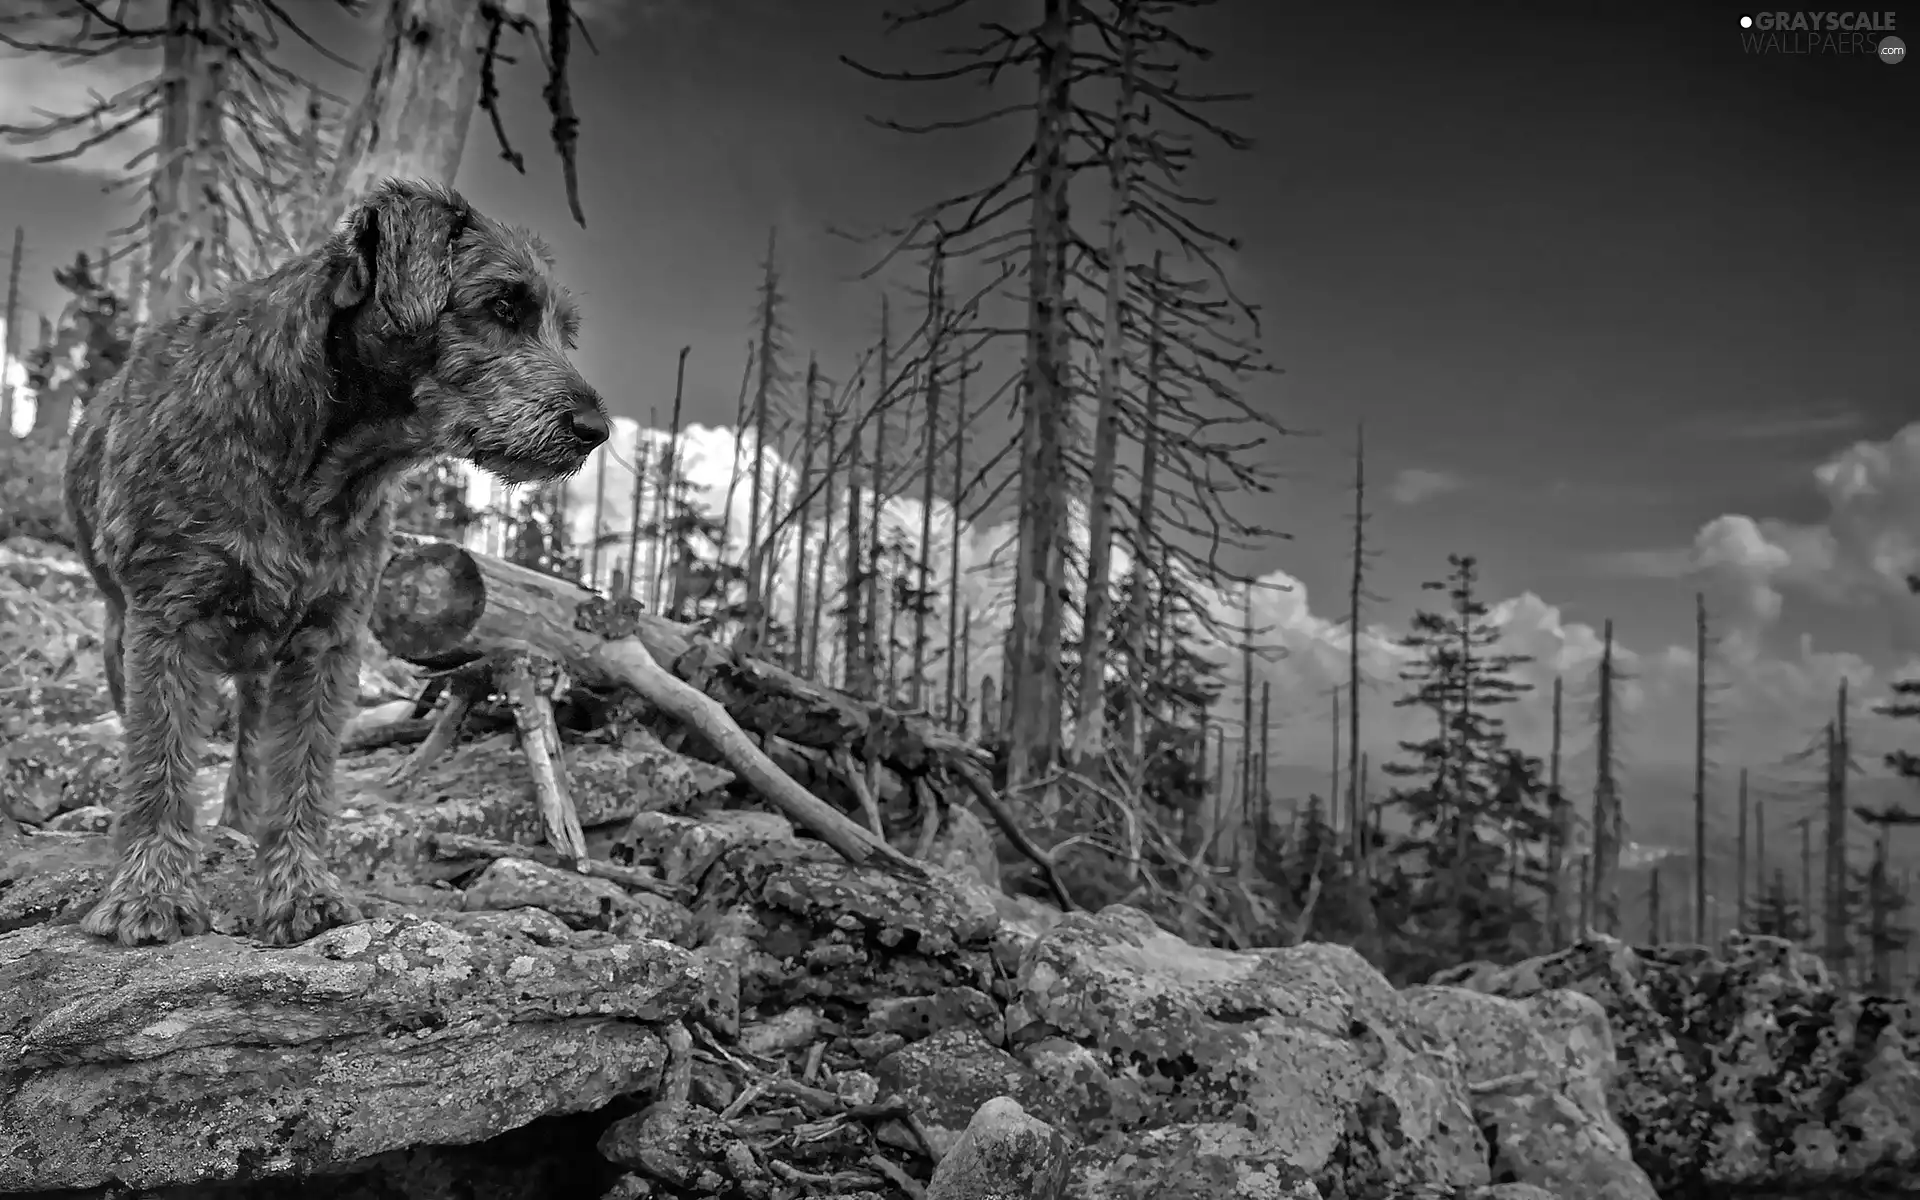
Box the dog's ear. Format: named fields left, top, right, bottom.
left=329, top=180, right=471, bottom=336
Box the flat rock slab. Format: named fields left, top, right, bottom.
left=0, top=912, right=706, bottom=1192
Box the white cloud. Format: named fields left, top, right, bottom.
left=1388, top=467, right=1463, bottom=506
left=1591, top=421, right=1920, bottom=655
left=433, top=418, right=1908, bottom=806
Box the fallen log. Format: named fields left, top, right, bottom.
left=373, top=541, right=988, bottom=779
left=372, top=541, right=926, bottom=881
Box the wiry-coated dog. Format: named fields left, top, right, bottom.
left=65, top=179, right=609, bottom=947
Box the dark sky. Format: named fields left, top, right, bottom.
left=2, top=0, right=1913, bottom=707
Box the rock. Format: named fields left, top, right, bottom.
left=622, top=808, right=801, bottom=889
left=0, top=913, right=706, bottom=1192
left=691, top=837, right=1001, bottom=1015
left=461, top=855, right=640, bottom=928
left=1434, top=931, right=1920, bottom=1192
left=1068, top=1122, right=1320, bottom=1199
left=878, top=1028, right=1049, bottom=1157
left=867, top=986, right=1005, bottom=1044
left=343, top=697, right=416, bottom=740
left=1008, top=906, right=1489, bottom=1197
left=42, top=803, right=112, bottom=833
left=925, top=803, right=1002, bottom=889
left=598, top=1102, right=734, bottom=1189
left=0, top=723, right=117, bottom=824
left=0, top=825, right=265, bottom=935
left=926, top=1096, right=1071, bottom=1200
left=609, top=891, right=700, bottom=946
left=1401, top=985, right=1656, bottom=1200
left=328, top=736, right=730, bottom=889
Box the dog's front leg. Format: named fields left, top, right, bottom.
left=81, top=613, right=219, bottom=945
left=253, top=620, right=365, bottom=946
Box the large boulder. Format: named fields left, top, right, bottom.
left=1433, top=931, right=1920, bottom=1191
left=997, top=905, right=1649, bottom=1200
left=0, top=912, right=705, bottom=1192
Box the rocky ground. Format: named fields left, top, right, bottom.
left=3, top=534, right=1919, bottom=1200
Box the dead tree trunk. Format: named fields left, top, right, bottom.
left=866, top=300, right=892, bottom=702
left=791, top=356, right=820, bottom=672
left=1004, top=0, right=1076, bottom=807
left=808, top=394, right=841, bottom=681
left=651, top=346, right=691, bottom=610
left=911, top=247, right=945, bottom=709
left=305, top=0, right=490, bottom=248
left=1067, top=0, right=1139, bottom=767
left=744, top=227, right=783, bottom=647
left=149, top=0, right=237, bottom=320
left=1, top=226, right=20, bottom=438
left=943, top=357, right=969, bottom=723
left=843, top=361, right=870, bottom=696
left=1116, top=254, right=1165, bottom=774
left=1591, top=619, right=1622, bottom=936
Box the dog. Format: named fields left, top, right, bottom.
left=64, top=178, right=610, bottom=947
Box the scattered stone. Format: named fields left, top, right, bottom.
left=925, top=1096, right=1071, bottom=1200
left=878, top=1029, right=1049, bottom=1157
left=461, top=855, right=640, bottom=928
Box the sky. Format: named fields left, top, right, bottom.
left=2, top=0, right=1917, bottom=858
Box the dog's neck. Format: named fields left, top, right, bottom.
left=298, top=315, right=438, bottom=530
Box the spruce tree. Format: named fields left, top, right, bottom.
left=1380, top=554, right=1552, bottom=976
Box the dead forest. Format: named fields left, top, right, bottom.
left=2, top=0, right=1917, bottom=993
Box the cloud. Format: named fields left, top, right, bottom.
left=429, top=417, right=1905, bottom=830
left=1388, top=467, right=1463, bottom=506
left=1681, top=405, right=1866, bottom=443
left=1590, top=421, right=1920, bottom=652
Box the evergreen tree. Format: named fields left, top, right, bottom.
left=1748, top=870, right=1810, bottom=941
left=2, top=253, right=132, bottom=543
left=1380, top=554, right=1552, bottom=977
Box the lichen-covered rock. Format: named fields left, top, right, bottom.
left=1401, top=985, right=1656, bottom=1200
left=461, top=855, right=641, bottom=928
left=0, top=824, right=266, bottom=934
left=1008, top=906, right=1490, bottom=1197
left=598, top=1102, right=736, bottom=1190
left=328, top=735, right=732, bottom=888
left=1433, top=931, right=1920, bottom=1192
left=686, top=835, right=1002, bottom=1020
left=0, top=722, right=117, bottom=824
left=926, top=1096, right=1071, bottom=1200
left=0, top=913, right=705, bottom=1192
left=878, top=1029, right=1051, bottom=1156
left=1068, top=1122, right=1320, bottom=1199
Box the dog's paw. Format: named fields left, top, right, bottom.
left=255, top=884, right=362, bottom=947
left=79, top=883, right=210, bottom=946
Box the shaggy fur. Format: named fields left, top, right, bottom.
left=65, top=179, right=609, bottom=947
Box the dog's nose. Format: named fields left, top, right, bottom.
left=570, top=407, right=610, bottom=449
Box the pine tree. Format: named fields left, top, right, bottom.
left=1749, top=870, right=1810, bottom=941
left=1380, top=554, right=1551, bottom=974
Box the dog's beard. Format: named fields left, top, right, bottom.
left=470, top=448, right=589, bottom=485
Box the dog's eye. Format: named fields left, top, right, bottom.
left=489, top=297, right=522, bottom=327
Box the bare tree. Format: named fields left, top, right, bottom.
left=910, top=244, right=947, bottom=708
left=742, top=228, right=791, bottom=649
